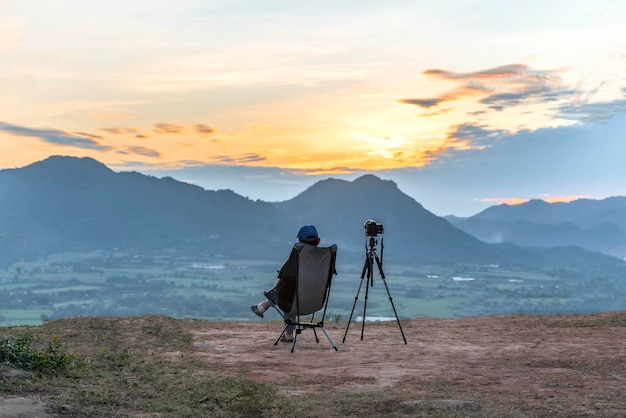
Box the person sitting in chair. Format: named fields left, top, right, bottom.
left=250, top=225, right=321, bottom=342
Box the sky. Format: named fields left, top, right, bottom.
left=1, top=0, right=626, bottom=217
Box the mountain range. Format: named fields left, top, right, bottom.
left=447, top=198, right=626, bottom=259
left=0, top=156, right=623, bottom=270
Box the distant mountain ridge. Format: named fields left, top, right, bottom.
left=0, top=156, right=287, bottom=265
left=447, top=198, right=626, bottom=258
left=0, top=156, right=623, bottom=269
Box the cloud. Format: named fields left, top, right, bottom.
left=154, top=123, right=216, bottom=135
left=400, top=64, right=579, bottom=112
left=288, top=166, right=356, bottom=176
left=101, top=126, right=149, bottom=139
left=209, top=154, right=266, bottom=164
left=75, top=131, right=103, bottom=140
left=398, top=98, right=444, bottom=109
left=399, top=81, right=491, bottom=109
left=106, top=123, right=215, bottom=138
left=124, top=146, right=162, bottom=158
left=557, top=99, right=626, bottom=123
left=154, top=123, right=184, bottom=134
left=397, top=64, right=626, bottom=167
left=103, top=123, right=216, bottom=138
left=423, top=64, right=530, bottom=81
left=0, top=121, right=112, bottom=151
left=542, top=195, right=591, bottom=203
left=446, top=123, right=509, bottom=149
left=479, top=82, right=577, bottom=111
left=195, top=124, right=215, bottom=134
left=100, top=127, right=141, bottom=135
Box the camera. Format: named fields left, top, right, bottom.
left=364, top=219, right=384, bottom=237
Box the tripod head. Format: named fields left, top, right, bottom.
left=364, top=219, right=383, bottom=237
left=363, top=219, right=384, bottom=265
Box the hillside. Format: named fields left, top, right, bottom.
left=0, top=156, right=288, bottom=264
left=2, top=312, right=626, bottom=417
left=274, top=174, right=505, bottom=264
left=448, top=198, right=626, bottom=258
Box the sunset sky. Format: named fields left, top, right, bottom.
left=2, top=1, right=626, bottom=216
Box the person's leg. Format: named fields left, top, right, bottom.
left=250, top=300, right=271, bottom=318
left=251, top=281, right=281, bottom=318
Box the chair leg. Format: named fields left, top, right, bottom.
left=290, top=332, right=298, bottom=352
left=275, top=322, right=338, bottom=351
left=305, top=314, right=320, bottom=343
left=274, top=324, right=289, bottom=346
left=321, top=327, right=338, bottom=351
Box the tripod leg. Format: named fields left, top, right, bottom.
left=342, top=255, right=369, bottom=343
left=374, top=254, right=407, bottom=344
left=360, top=254, right=373, bottom=341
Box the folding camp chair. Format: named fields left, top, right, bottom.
left=264, top=243, right=338, bottom=352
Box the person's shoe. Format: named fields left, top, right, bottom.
left=280, top=334, right=294, bottom=343
left=250, top=305, right=264, bottom=318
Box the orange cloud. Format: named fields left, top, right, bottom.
left=123, top=146, right=162, bottom=158
left=100, top=127, right=142, bottom=135
left=501, top=197, right=530, bottom=206
left=400, top=64, right=573, bottom=115
left=423, top=64, right=529, bottom=81
left=103, top=123, right=216, bottom=137
left=398, top=98, right=444, bottom=108
left=195, top=124, right=215, bottom=134
left=154, top=123, right=185, bottom=134
left=543, top=195, right=590, bottom=203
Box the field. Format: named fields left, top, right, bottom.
left=2, top=250, right=623, bottom=327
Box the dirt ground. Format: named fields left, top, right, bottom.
left=186, top=312, right=626, bottom=415
left=2, top=312, right=626, bottom=417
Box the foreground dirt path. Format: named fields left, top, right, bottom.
left=185, top=312, right=626, bottom=415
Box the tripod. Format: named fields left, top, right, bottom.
left=342, top=234, right=407, bottom=344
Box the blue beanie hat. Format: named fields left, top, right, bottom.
left=297, top=225, right=319, bottom=244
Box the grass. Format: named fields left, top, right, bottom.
left=1, top=316, right=286, bottom=417
left=543, top=314, right=626, bottom=328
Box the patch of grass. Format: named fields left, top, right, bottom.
left=0, top=333, right=75, bottom=375
left=544, top=313, right=626, bottom=328
left=0, top=316, right=288, bottom=417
